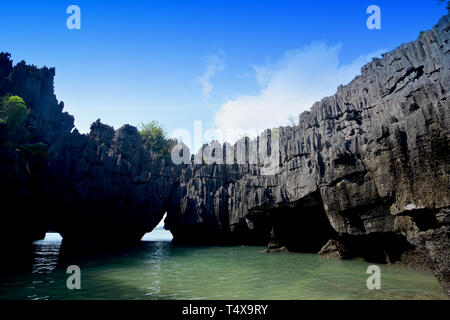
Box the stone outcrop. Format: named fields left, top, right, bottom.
left=318, top=240, right=351, bottom=259
left=0, top=15, right=449, bottom=292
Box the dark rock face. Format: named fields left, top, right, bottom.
left=0, top=122, right=48, bottom=247
left=0, top=15, right=449, bottom=292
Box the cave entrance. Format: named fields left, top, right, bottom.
left=248, top=191, right=337, bottom=252
left=42, top=232, right=63, bottom=242
left=142, top=213, right=173, bottom=242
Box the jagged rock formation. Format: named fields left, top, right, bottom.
left=0, top=15, right=449, bottom=292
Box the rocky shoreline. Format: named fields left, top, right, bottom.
left=0, top=15, right=449, bottom=294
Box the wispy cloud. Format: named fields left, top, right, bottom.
left=214, top=42, right=385, bottom=143
left=196, top=50, right=225, bottom=99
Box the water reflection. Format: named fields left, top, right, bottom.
left=0, top=233, right=447, bottom=300
left=142, top=228, right=173, bottom=242
left=32, top=241, right=61, bottom=274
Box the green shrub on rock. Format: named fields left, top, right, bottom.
left=139, top=120, right=171, bottom=162
left=0, top=95, right=29, bottom=141
left=0, top=95, right=48, bottom=160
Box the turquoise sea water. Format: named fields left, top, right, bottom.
left=0, top=232, right=447, bottom=300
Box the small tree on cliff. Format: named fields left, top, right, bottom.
left=0, top=95, right=29, bottom=142
left=139, top=120, right=171, bottom=161
left=0, top=94, right=48, bottom=169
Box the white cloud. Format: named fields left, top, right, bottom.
left=196, top=51, right=225, bottom=99
left=214, top=42, right=385, bottom=143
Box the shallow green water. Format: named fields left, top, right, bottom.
left=0, top=233, right=447, bottom=300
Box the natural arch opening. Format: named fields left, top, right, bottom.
left=142, top=213, right=173, bottom=242
left=42, top=232, right=63, bottom=242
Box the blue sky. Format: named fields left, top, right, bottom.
left=0, top=0, right=447, bottom=149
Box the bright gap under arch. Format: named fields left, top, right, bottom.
left=141, top=213, right=173, bottom=242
